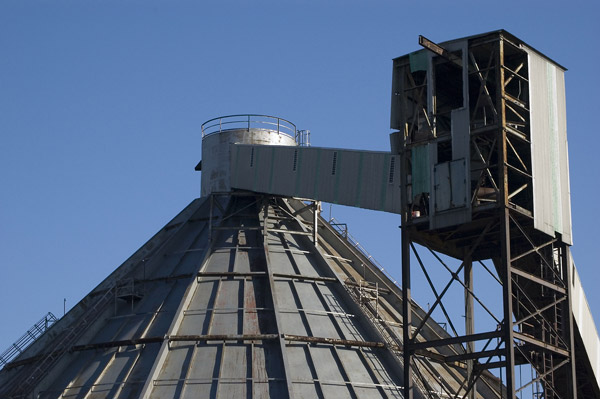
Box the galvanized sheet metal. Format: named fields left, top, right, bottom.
left=527, top=47, right=573, bottom=244
left=2, top=194, right=523, bottom=398
left=430, top=158, right=470, bottom=229
left=201, top=128, right=297, bottom=197
left=230, top=145, right=402, bottom=214
left=569, top=251, right=600, bottom=390
left=141, top=196, right=408, bottom=398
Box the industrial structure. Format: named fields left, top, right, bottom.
left=0, top=30, right=598, bottom=399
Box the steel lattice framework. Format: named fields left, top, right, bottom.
left=395, top=32, right=578, bottom=399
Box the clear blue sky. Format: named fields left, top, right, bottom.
left=1, top=1, right=598, bottom=353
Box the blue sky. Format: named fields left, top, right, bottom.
left=1, top=1, right=599, bottom=354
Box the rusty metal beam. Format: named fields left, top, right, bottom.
left=474, top=361, right=506, bottom=371
left=418, top=35, right=462, bottom=66
left=510, top=237, right=557, bottom=263
left=514, top=332, right=569, bottom=357
left=268, top=228, right=313, bottom=236
left=282, top=334, right=394, bottom=350
left=411, top=331, right=503, bottom=351
left=272, top=272, right=337, bottom=283
left=197, top=271, right=266, bottom=278
left=445, top=349, right=503, bottom=363
left=511, top=267, right=566, bottom=294
left=515, top=296, right=566, bottom=327
left=72, top=337, right=163, bottom=351
left=169, top=334, right=278, bottom=342
left=410, top=221, right=495, bottom=341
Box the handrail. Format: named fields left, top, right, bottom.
left=201, top=114, right=297, bottom=140
left=0, top=312, right=58, bottom=369
left=328, top=217, right=399, bottom=287
left=6, top=287, right=116, bottom=397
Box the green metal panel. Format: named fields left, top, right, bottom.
left=409, top=50, right=428, bottom=72
left=411, top=145, right=429, bottom=201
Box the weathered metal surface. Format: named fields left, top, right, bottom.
left=0, top=192, right=515, bottom=399
left=4, top=34, right=595, bottom=396
left=201, top=125, right=297, bottom=197
left=526, top=47, right=573, bottom=245
left=230, top=145, right=402, bottom=213
left=569, top=250, right=600, bottom=395
left=390, top=30, right=595, bottom=399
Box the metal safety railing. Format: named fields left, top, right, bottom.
left=201, top=114, right=297, bottom=139
left=331, top=220, right=445, bottom=398
left=295, top=129, right=311, bottom=147
left=4, top=287, right=116, bottom=398
left=0, top=312, right=58, bottom=369
left=328, top=217, right=399, bottom=287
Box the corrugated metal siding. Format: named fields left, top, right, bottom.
left=145, top=196, right=407, bottom=398
left=230, top=145, right=402, bottom=214
left=569, top=251, right=600, bottom=390
left=2, top=194, right=509, bottom=399
left=34, top=198, right=215, bottom=399
left=527, top=48, right=573, bottom=244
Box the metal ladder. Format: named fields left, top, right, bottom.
left=0, top=312, right=57, bottom=370
left=4, top=286, right=115, bottom=398
left=343, top=278, right=437, bottom=398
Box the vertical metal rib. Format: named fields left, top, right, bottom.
left=279, top=197, right=406, bottom=393
left=259, top=198, right=295, bottom=398
left=138, top=196, right=228, bottom=399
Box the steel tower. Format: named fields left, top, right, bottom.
left=391, top=31, right=581, bottom=399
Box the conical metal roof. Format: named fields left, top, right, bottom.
left=0, top=192, right=503, bottom=398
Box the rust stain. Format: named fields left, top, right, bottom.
left=244, top=281, right=259, bottom=334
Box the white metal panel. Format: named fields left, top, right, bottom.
left=202, top=128, right=296, bottom=196
left=569, top=251, right=600, bottom=390
left=556, top=70, right=573, bottom=245
left=230, top=145, right=402, bottom=214
left=527, top=48, right=573, bottom=244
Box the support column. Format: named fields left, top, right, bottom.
left=401, top=224, right=413, bottom=399
left=260, top=198, right=295, bottom=398
left=312, top=201, right=319, bottom=246
left=400, top=138, right=413, bottom=399
left=563, top=245, right=578, bottom=399
left=497, top=37, right=516, bottom=399
left=501, top=209, right=516, bottom=398
left=208, top=194, right=214, bottom=243
left=464, top=255, right=475, bottom=399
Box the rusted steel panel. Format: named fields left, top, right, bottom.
left=148, top=342, right=195, bottom=398
left=210, top=279, right=244, bottom=335
left=86, top=348, right=140, bottom=399
left=182, top=344, right=220, bottom=397
left=178, top=279, right=217, bottom=336
left=218, top=344, right=249, bottom=398
left=244, top=280, right=261, bottom=335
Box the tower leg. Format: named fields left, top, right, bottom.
left=401, top=224, right=413, bottom=399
